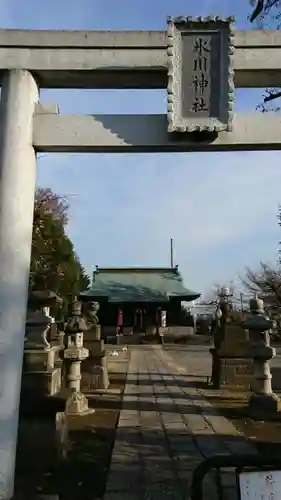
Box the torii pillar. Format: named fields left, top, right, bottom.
left=0, top=70, right=38, bottom=499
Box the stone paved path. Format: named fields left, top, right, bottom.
left=104, top=345, right=256, bottom=500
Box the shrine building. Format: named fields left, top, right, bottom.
left=80, top=265, right=200, bottom=336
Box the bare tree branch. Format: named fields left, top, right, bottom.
left=249, top=0, right=281, bottom=109
left=250, top=0, right=281, bottom=24
left=264, top=90, right=281, bottom=103
left=250, top=0, right=265, bottom=22
left=241, top=262, right=281, bottom=307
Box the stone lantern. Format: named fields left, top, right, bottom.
left=23, top=290, right=63, bottom=397
left=27, top=290, right=64, bottom=347
left=64, top=298, right=94, bottom=414
left=242, top=297, right=281, bottom=417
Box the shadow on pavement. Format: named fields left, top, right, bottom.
left=116, top=375, right=208, bottom=388
left=105, top=427, right=256, bottom=500
left=93, top=398, right=217, bottom=415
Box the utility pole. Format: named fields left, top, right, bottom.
left=170, top=238, right=174, bottom=268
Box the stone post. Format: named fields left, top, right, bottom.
left=0, top=69, right=38, bottom=500
left=242, top=297, right=281, bottom=417
left=210, top=305, right=223, bottom=388
left=82, top=301, right=109, bottom=390
left=64, top=298, right=94, bottom=414
left=210, top=290, right=232, bottom=388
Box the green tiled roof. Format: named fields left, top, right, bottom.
left=80, top=267, right=200, bottom=303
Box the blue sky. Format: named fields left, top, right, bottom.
left=2, top=0, right=281, bottom=297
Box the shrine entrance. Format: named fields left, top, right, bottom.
left=0, top=16, right=281, bottom=499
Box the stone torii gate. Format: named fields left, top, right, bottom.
left=0, top=16, right=281, bottom=499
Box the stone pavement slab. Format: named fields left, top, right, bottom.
left=103, top=346, right=256, bottom=500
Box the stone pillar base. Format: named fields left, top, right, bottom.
left=211, top=323, right=253, bottom=390
left=91, top=360, right=109, bottom=389
left=22, top=367, right=62, bottom=396
left=24, top=345, right=62, bottom=370
left=82, top=339, right=109, bottom=390
left=248, top=392, right=281, bottom=419
left=55, top=411, right=70, bottom=461
left=219, top=357, right=253, bottom=391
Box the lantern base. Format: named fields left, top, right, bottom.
left=65, top=391, right=95, bottom=415
left=248, top=392, right=281, bottom=419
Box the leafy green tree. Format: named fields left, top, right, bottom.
left=29, top=188, right=90, bottom=311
